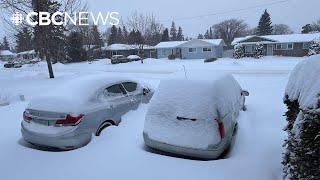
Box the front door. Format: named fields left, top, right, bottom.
left=267, top=45, right=274, bottom=56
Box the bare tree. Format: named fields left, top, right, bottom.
left=212, top=19, right=249, bottom=47
left=312, top=19, right=320, bottom=32
left=273, top=24, right=294, bottom=35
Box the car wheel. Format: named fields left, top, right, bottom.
left=95, top=121, right=115, bottom=136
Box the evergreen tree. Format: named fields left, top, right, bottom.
left=161, top=28, right=170, bottom=41
left=170, top=22, right=177, bottom=41
left=66, top=31, right=86, bottom=62
left=117, top=27, right=124, bottom=43
left=122, top=26, right=128, bottom=44
left=197, top=34, right=204, bottom=39
left=107, top=25, right=118, bottom=45
left=15, top=27, right=33, bottom=52
left=301, top=24, right=313, bottom=34
left=177, top=26, right=184, bottom=41
left=209, top=27, right=214, bottom=39
left=308, top=40, right=320, bottom=56
left=204, top=30, right=210, bottom=39
left=91, top=25, right=103, bottom=48
left=256, top=9, right=273, bottom=35
left=127, top=30, right=136, bottom=44
left=254, top=43, right=264, bottom=59
left=234, top=44, right=245, bottom=59
left=2, top=36, right=10, bottom=50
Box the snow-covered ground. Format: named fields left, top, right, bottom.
left=0, top=57, right=303, bottom=180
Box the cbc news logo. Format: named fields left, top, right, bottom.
left=11, top=11, right=120, bottom=26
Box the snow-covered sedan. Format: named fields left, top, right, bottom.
left=143, top=73, right=249, bottom=159
left=21, top=75, right=153, bottom=150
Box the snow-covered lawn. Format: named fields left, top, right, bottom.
left=0, top=57, right=303, bottom=180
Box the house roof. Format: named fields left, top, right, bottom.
left=154, top=41, right=187, bottom=48
left=0, top=50, right=15, bottom=56
left=232, top=33, right=320, bottom=45
left=17, top=50, right=36, bottom=55
left=155, top=39, right=225, bottom=49
left=103, top=44, right=155, bottom=51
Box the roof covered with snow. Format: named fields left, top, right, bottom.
left=17, top=50, right=36, bottom=55
left=200, top=39, right=225, bottom=46
left=0, top=50, right=15, bottom=56
left=103, top=44, right=155, bottom=51
left=285, top=55, right=320, bottom=109
left=154, top=41, right=188, bottom=48
left=232, top=33, right=320, bottom=45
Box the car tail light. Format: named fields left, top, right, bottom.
left=55, top=114, right=84, bottom=126
left=215, top=118, right=225, bottom=139
left=23, top=111, right=32, bottom=123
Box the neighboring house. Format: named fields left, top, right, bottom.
left=100, top=44, right=157, bottom=59
left=0, top=50, right=16, bottom=61
left=155, top=39, right=225, bottom=59
left=17, top=50, right=37, bottom=60
left=232, top=33, right=320, bottom=57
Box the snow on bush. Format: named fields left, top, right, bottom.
left=283, top=55, right=320, bottom=179
left=234, top=44, right=245, bottom=59
left=254, top=43, right=264, bottom=59
left=308, top=40, right=320, bottom=56
left=144, top=73, right=242, bottom=149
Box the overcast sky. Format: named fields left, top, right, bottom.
left=0, top=0, right=319, bottom=41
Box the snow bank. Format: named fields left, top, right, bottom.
left=144, top=73, right=242, bottom=149
left=27, top=75, right=143, bottom=114
left=285, top=55, right=320, bottom=109
left=0, top=90, right=25, bottom=106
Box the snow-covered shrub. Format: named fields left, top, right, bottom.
left=308, top=40, right=320, bottom=56
left=254, top=43, right=264, bottom=59
left=283, top=55, right=320, bottom=180
left=233, top=44, right=245, bottom=59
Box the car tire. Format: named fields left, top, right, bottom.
left=95, top=121, right=115, bottom=136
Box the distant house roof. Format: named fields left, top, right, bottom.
left=155, top=39, right=225, bottom=49
left=232, top=33, right=320, bottom=45
left=0, top=50, right=15, bottom=56
left=17, top=50, right=36, bottom=55
left=102, top=44, right=155, bottom=51
left=154, top=41, right=187, bottom=49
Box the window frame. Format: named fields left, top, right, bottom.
left=103, top=84, right=127, bottom=98
left=122, top=82, right=138, bottom=93
left=188, top=48, right=197, bottom=53
left=202, top=47, right=212, bottom=52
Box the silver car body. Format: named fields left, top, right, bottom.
left=22, top=76, right=153, bottom=150
left=143, top=74, right=248, bottom=159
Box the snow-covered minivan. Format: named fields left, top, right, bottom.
left=143, top=73, right=249, bottom=159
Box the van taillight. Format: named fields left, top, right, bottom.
left=55, top=114, right=84, bottom=126
left=23, top=111, right=32, bottom=123
left=215, top=118, right=225, bottom=139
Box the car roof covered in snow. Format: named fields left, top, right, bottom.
left=232, top=33, right=320, bottom=45
left=144, top=72, right=242, bottom=149
left=285, top=55, right=320, bottom=109
left=27, top=75, right=141, bottom=114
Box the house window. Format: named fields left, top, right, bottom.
left=188, top=48, right=197, bottom=53
left=245, top=45, right=254, bottom=53
left=275, top=43, right=294, bottom=50
left=162, top=49, right=173, bottom=57
left=202, top=47, right=212, bottom=52
left=303, top=42, right=311, bottom=49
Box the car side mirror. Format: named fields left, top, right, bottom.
left=241, top=90, right=249, bottom=96
left=143, top=88, right=150, bottom=95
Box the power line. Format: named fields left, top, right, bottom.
left=159, top=0, right=293, bottom=23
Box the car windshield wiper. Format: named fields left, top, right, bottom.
left=176, top=116, right=197, bottom=122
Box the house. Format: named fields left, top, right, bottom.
left=0, top=50, right=16, bottom=61
left=17, top=50, right=37, bottom=60
left=155, top=39, right=226, bottom=59
left=100, top=44, right=157, bottom=59
left=232, top=33, right=320, bottom=57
